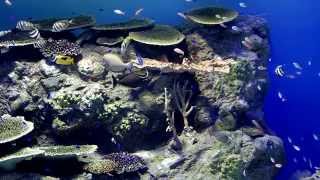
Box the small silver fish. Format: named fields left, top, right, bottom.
left=278, top=92, right=286, bottom=102
left=215, top=14, right=222, bottom=19
left=4, top=0, right=12, bottom=6
left=243, top=169, right=246, bottom=177
left=239, top=2, right=247, bottom=8
left=288, top=137, right=293, bottom=144
left=308, top=61, right=312, bottom=66
left=303, top=156, right=307, bottom=162
left=257, top=84, right=262, bottom=91
left=293, top=158, right=298, bottom=163
left=293, top=145, right=301, bottom=151
left=275, top=164, right=282, bottom=168
left=286, top=75, right=296, bottom=79
left=258, top=66, right=267, bottom=71
left=114, top=9, right=125, bottom=15
left=174, top=48, right=185, bottom=56
left=111, top=137, right=117, bottom=144
left=308, top=158, right=313, bottom=169
left=231, top=26, right=241, bottom=32
left=177, top=12, right=187, bottom=19
left=219, top=23, right=227, bottom=28
left=270, top=157, right=275, bottom=163
left=135, top=8, right=144, bottom=16
left=292, top=62, right=303, bottom=70
left=313, top=133, right=319, bottom=141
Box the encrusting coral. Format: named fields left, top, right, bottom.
left=38, top=145, right=98, bottom=159
left=173, top=80, right=195, bottom=130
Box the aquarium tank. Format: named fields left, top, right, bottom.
left=0, top=0, right=319, bottom=179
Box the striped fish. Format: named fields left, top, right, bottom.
left=16, top=21, right=35, bottom=31
left=28, top=28, right=40, bottom=39
left=52, top=20, right=71, bottom=32
left=33, top=38, right=47, bottom=49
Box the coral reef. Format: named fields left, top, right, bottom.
left=0, top=10, right=284, bottom=179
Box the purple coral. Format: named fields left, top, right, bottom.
left=104, top=152, right=147, bottom=174
left=39, top=38, right=81, bottom=58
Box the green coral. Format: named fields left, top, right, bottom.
left=0, top=114, right=34, bottom=144
left=99, top=100, right=149, bottom=145
left=214, top=60, right=251, bottom=98
left=50, top=93, right=82, bottom=109
left=49, top=83, right=107, bottom=113
left=112, top=111, right=148, bottom=138
left=211, top=153, right=244, bottom=180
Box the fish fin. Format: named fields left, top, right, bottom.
left=121, top=37, right=132, bottom=56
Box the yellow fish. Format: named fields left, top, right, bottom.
left=54, top=55, right=75, bottom=65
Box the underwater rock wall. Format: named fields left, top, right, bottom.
left=0, top=13, right=284, bottom=180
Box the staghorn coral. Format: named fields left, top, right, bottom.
left=0, top=114, right=34, bottom=144
left=173, top=79, right=195, bottom=130
left=164, top=87, right=182, bottom=151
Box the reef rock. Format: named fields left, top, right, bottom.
left=138, top=130, right=285, bottom=180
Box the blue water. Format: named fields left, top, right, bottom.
left=1, top=0, right=320, bottom=179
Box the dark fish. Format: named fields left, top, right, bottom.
left=98, top=8, right=104, bottom=12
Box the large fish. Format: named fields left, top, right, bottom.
left=16, top=20, right=35, bottom=31
left=103, top=53, right=132, bottom=73
left=52, top=19, right=72, bottom=32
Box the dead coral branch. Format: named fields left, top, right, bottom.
left=164, top=88, right=182, bottom=151
left=173, top=80, right=195, bottom=130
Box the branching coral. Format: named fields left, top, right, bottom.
left=173, top=79, right=195, bottom=130
left=164, top=88, right=182, bottom=151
